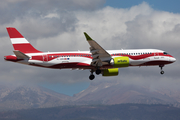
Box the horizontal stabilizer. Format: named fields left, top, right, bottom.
left=13, top=50, right=30, bottom=59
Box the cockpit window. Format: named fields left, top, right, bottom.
left=163, top=52, right=169, bottom=55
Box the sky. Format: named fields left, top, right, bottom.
left=105, top=0, right=180, bottom=13
left=0, top=0, right=180, bottom=96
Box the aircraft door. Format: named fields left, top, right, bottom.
left=42, top=54, right=48, bottom=62
left=154, top=51, right=159, bottom=59
left=154, top=52, right=159, bottom=56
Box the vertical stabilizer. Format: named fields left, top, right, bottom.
left=6, top=27, right=42, bottom=53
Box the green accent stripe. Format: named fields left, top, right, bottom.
left=84, top=32, right=93, bottom=41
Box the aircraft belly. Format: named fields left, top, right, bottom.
left=129, top=56, right=170, bottom=66
left=17, top=60, right=29, bottom=65
left=28, top=60, right=50, bottom=67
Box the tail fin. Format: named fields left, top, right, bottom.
left=6, top=27, right=42, bottom=53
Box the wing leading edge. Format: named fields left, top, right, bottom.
left=84, top=32, right=112, bottom=67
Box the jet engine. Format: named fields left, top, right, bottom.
left=102, top=68, right=119, bottom=76
left=110, top=56, right=129, bottom=68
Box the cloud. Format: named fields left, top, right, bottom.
left=0, top=1, right=180, bottom=92
left=0, top=0, right=105, bottom=20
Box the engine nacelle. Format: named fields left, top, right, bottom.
left=102, top=68, right=119, bottom=76
left=110, top=56, right=129, bottom=68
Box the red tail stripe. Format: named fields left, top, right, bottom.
left=13, top=44, right=42, bottom=53
left=6, top=27, right=24, bottom=38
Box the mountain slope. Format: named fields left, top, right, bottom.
left=73, top=81, right=179, bottom=106
left=1, top=80, right=180, bottom=111
left=0, top=85, right=71, bottom=111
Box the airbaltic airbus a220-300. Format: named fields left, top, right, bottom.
left=4, top=27, right=176, bottom=80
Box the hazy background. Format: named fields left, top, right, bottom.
left=1, top=0, right=180, bottom=96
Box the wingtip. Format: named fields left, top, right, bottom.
left=84, top=32, right=93, bottom=41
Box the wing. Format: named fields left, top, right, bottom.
left=84, top=32, right=112, bottom=67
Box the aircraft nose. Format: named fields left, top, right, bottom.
left=170, top=57, right=176, bottom=62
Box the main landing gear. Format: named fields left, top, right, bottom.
left=89, top=69, right=102, bottom=80
left=159, top=65, right=164, bottom=75
left=89, top=70, right=95, bottom=80
left=95, top=69, right=101, bottom=75
left=89, top=74, right=95, bottom=80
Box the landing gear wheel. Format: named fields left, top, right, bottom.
left=95, top=69, right=101, bottom=75
left=160, top=71, right=164, bottom=75
left=89, top=74, right=95, bottom=80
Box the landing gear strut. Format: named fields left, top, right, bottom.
left=89, top=70, right=95, bottom=80
left=159, top=65, right=164, bottom=75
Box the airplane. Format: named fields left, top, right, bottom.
left=4, top=27, right=176, bottom=80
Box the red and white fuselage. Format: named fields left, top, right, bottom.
left=5, top=50, right=175, bottom=68
left=4, top=27, right=176, bottom=80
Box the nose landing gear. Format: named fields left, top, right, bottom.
left=159, top=65, right=164, bottom=75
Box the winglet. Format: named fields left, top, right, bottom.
left=84, top=32, right=93, bottom=41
